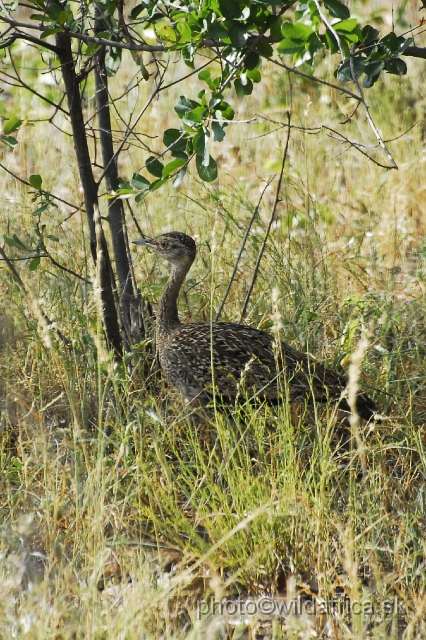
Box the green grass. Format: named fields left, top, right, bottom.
left=2, top=3, right=426, bottom=637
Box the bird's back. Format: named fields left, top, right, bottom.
left=157, top=321, right=377, bottom=419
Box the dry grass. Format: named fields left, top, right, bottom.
left=2, top=2, right=426, bottom=638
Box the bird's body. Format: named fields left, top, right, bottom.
left=134, top=232, right=378, bottom=420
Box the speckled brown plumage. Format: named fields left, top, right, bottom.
left=133, top=232, right=378, bottom=420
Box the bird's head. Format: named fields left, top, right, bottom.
left=133, top=231, right=196, bottom=268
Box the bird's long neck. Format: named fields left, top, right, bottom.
left=156, top=262, right=190, bottom=343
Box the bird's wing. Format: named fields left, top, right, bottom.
left=162, top=322, right=347, bottom=402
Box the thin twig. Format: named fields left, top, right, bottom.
left=0, top=162, right=83, bottom=214
left=249, top=116, right=399, bottom=170
left=41, top=246, right=90, bottom=283
left=0, top=12, right=269, bottom=54
left=324, top=129, right=397, bottom=169
left=0, top=249, right=89, bottom=283
left=0, top=28, right=59, bottom=53
left=349, top=44, right=397, bottom=169
left=9, top=56, right=67, bottom=114
left=240, top=111, right=292, bottom=321
left=268, top=56, right=362, bottom=102
left=0, top=245, right=71, bottom=347
left=95, top=68, right=167, bottom=186
left=313, top=0, right=345, bottom=60
left=215, top=176, right=274, bottom=321
left=125, top=200, right=145, bottom=238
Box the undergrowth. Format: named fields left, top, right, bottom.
left=2, top=2, right=426, bottom=637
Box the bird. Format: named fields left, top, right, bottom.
left=133, top=231, right=378, bottom=421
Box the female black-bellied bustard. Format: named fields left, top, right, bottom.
left=133, top=232, right=378, bottom=420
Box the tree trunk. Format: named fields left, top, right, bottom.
left=94, top=42, right=147, bottom=349
left=54, top=29, right=123, bottom=356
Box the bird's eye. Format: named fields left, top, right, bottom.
left=160, top=241, right=168, bottom=249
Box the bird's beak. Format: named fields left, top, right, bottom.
left=132, top=237, right=154, bottom=247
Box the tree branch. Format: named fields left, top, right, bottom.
left=240, top=111, right=292, bottom=322
left=0, top=27, right=60, bottom=53
left=403, top=45, right=426, bottom=59
left=0, top=244, right=71, bottom=347
left=268, top=56, right=363, bottom=102
left=215, top=176, right=274, bottom=322
left=349, top=44, right=397, bottom=169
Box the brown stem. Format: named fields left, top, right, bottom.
left=240, top=111, right=292, bottom=321
left=54, top=22, right=122, bottom=356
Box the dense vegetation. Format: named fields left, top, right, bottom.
left=1, top=0, right=426, bottom=638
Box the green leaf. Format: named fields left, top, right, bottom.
left=234, top=77, right=245, bottom=98
left=217, top=101, right=235, bottom=120
left=399, top=37, right=414, bottom=53
left=146, top=156, right=164, bottom=178
left=183, top=106, right=205, bottom=125
left=105, top=49, right=122, bottom=77
left=362, top=25, right=380, bottom=46
left=324, top=0, right=350, bottom=20
left=47, top=234, right=59, bottom=242
left=130, top=3, right=145, bottom=19
left=256, top=40, right=273, bottom=58
left=333, top=18, right=362, bottom=32
left=385, top=58, right=407, bottom=75
left=363, top=61, right=385, bottom=77
left=85, top=42, right=101, bottom=55
left=155, top=22, right=178, bottom=44
left=3, top=116, right=22, bottom=135
left=46, top=3, right=62, bottom=20
left=270, top=17, right=284, bottom=42
left=4, top=234, right=28, bottom=250
left=246, top=68, right=261, bottom=83
left=277, top=39, right=306, bottom=55
left=0, top=135, right=18, bottom=148
left=212, top=121, right=227, bottom=142
left=41, top=27, right=64, bottom=38
left=173, top=165, right=187, bottom=189
left=175, top=95, right=200, bottom=118
left=335, top=58, right=365, bottom=82
left=308, top=32, right=323, bottom=57
left=218, top=0, right=243, bottom=20
left=29, top=174, right=43, bottom=190
left=29, top=257, right=40, bottom=271
left=245, top=51, right=260, bottom=70
left=380, top=32, right=399, bottom=53
left=149, top=177, right=168, bottom=192
left=118, top=178, right=131, bottom=190
left=234, top=75, right=253, bottom=98
left=135, top=191, right=148, bottom=203
left=163, top=128, right=187, bottom=154
left=325, top=28, right=339, bottom=53
left=32, top=202, right=49, bottom=216
left=182, top=43, right=196, bottom=68
left=242, top=78, right=253, bottom=96
left=209, top=96, right=221, bottom=109
left=162, top=158, right=186, bottom=178
left=229, top=24, right=247, bottom=48
left=30, top=13, right=52, bottom=21
left=196, top=154, right=218, bottom=182
left=362, top=73, right=381, bottom=88
left=177, top=21, right=192, bottom=44
left=208, top=24, right=228, bottom=40
left=131, top=173, right=151, bottom=190
left=193, top=129, right=207, bottom=155
left=307, top=0, right=320, bottom=23
left=198, top=69, right=213, bottom=87
left=281, top=21, right=313, bottom=42
left=115, top=189, right=134, bottom=198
